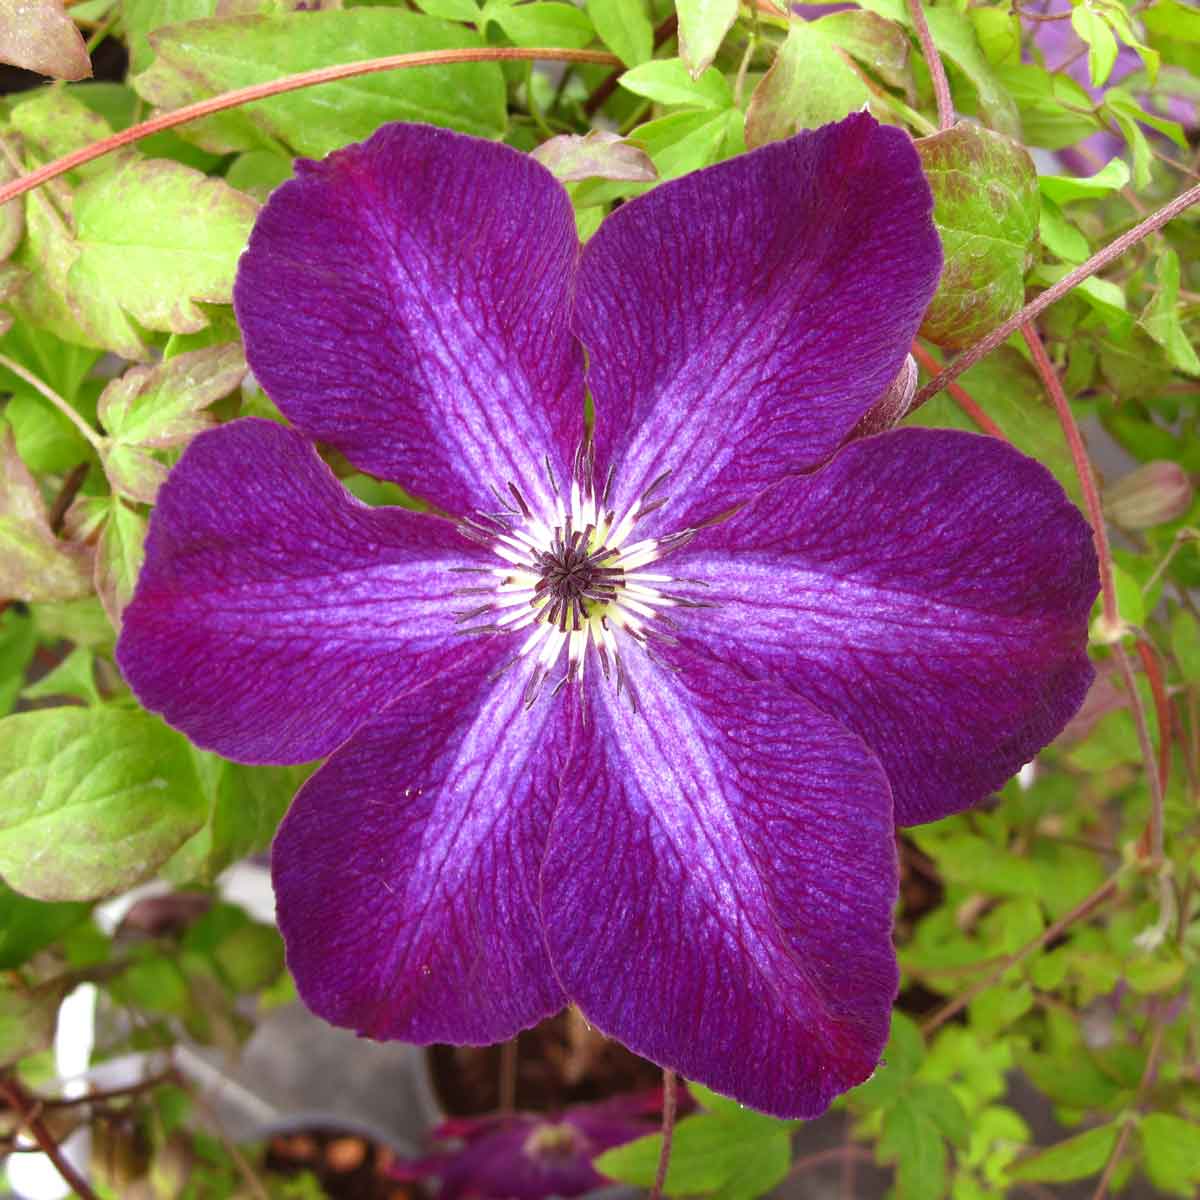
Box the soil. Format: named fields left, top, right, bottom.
left=265, top=1127, right=420, bottom=1200
left=429, top=1009, right=662, bottom=1117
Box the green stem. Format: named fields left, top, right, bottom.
left=0, top=352, right=106, bottom=454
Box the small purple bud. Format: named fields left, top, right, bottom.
left=1103, top=461, right=1194, bottom=530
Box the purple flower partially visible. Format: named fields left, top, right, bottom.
left=116, top=115, right=1098, bottom=1118
left=390, top=1094, right=664, bottom=1200
left=1025, top=0, right=1197, bottom=174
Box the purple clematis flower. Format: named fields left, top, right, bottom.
left=116, top=114, right=1098, bottom=1118
left=390, top=1093, right=664, bottom=1200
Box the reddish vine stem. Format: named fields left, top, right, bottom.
left=1020, top=323, right=1166, bottom=859
left=911, top=341, right=1007, bottom=438
left=906, top=0, right=954, bottom=131
left=1135, top=637, right=1173, bottom=801
left=921, top=875, right=1119, bottom=1036
left=0, top=1076, right=100, bottom=1200
left=649, top=1068, right=677, bottom=1200
left=914, top=181, right=1200, bottom=408
left=0, top=46, right=621, bottom=209
left=1019, top=323, right=1119, bottom=629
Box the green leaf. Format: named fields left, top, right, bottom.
left=620, top=57, right=733, bottom=109
left=992, top=63, right=1102, bottom=150
left=1142, top=0, right=1200, bottom=42
left=0, top=608, right=33, bottom=717
left=908, top=1084, right=969, bottom=1148
left=133, top=10, right=508, bottom=157
left=0, top=141, right=23, bottom=263
left=0, top=881, right=89, bottom=969
left=69, top=157, right=258, bottom=343
left=880, top=1099, right=947, bottom=1200
left=586, top=0, right=652, bottom=67
left=224, top=149, right=294, bottom=202
left=165, top=758, right=312, bottom=885
left=1040, top=157, right=1130, bottom=204
left=0, top=975, right=68, bottom=1069
left=848, top=1011, right=923, bottom=1108
left=93, top=497, right=148, bottom=628
left=22, top=646, right=101, bottom=706
left=1071, top=4, right=1119, bottom=87
left=745, top=19, right=870, bottom=146
left=487, top=1, right=594, bottom=48
left=10, top=88, right=133, bottom=182
left=676, top=0, right=738, bottom=77
left=410, top=0, right=480, bottom=20
left=817, top=9, right=912, bottom=90
left=1039, top=197, right=1089, bottom=264
left=1171, top=607, right=1200, bottom=681
left=121, top=0, right=215, bottom=73
left=0, top=428, right=92, bottom=603
left=1140, top=248, right=1200, bottom=376
left=0, top=707, right=209, bottom=901
left=1139, top=1114, right=1200, bottom=1195
left=916, top=123, right=1038, bottom=351
left=1010, top=1123, right=1121, bottom=1183
left=596, top=1110, right=791, bottom=1197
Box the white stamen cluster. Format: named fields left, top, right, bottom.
left=455, top=456, right=696, bottom=706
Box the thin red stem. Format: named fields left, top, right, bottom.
left=649, top=1068, right=677, bottom=1200
left=1019, top=323, right=1119, bottom=630
left=1136, top=637, right=1173, bottom=802
left=0, top=1077, right=100, bottom=1200
left=907, top=0, right=954, bottom=130
left=0, top=47, right=620, bottom=210
left=911, top=342, right=1007, bottom=438
left=914, top=181, right=1200, bottom=408
left=584, top=14, right=677, bottom=116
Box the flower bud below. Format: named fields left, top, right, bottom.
left=1103, top=461, right=1194, bottom=530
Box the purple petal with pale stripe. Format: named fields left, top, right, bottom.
left=117, top=418, right=484, bottom=764
left=669, top=427, right=1098, bottom=825
left=542, top=643, right=898, bottom=1118
left=574, top=113, right=941, bottom=533
left=272, top=653, right=570, bottom=1044
left=234, top=123, right=584, bottom=518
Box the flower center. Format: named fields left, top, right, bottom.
left=454, top=445, right=700, bottom=707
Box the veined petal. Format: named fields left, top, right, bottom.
left=542, top=643, right=898, bottom=1119
left=234, top=123, right=584, bottom=518
left=574, top=113, right=941, bottom=533
left=272, top=652, right=570, bottom=1044
left=117, top=418, right=488, bottom=764
left=671, top=427, right=1098, bottom=826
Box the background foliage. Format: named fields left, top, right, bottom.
left=0, top=0, right=1197, bottom=1196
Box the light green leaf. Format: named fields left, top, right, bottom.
left=1010, top=1123, right=1121, bottom=1183
left=121, top=0, right=215, bottom=73
left=815, top=8, right=912, bottom=90
left=1171, top=608, right=1200, bottom=681
left=0, top=608, right=34, bottom=718
left=133, top=10, right=508, bottom=157
left=0, top=141, right=23, bottom=262
left=224, top=149, right=294, bottom=202
left=100, top=343, right=246, bottom=449
left=880, top=1099, right=947, bottom=1200
left=993, top=63, right=1102, bottom=150
left=1040, top=157, right=1130, bottom=204
left=907, top=1083, right=969, bottom=1147
left=9, top=89, right=134, bottom=184
left=586, top=0, right=652, bottom=67
left=0, top=882, right=90, bottom=969
left=0, top=428, right=92, bottom=603
left=487, top=1, right=593, bottom=47
left=410, top=0, right=480, bottom=20
left=1140, top=248, right=1200, bottom=376
left=745, top=19, right=870, bottom=146
left=70, top=157, right=258, bottom=340
left=620, top=57, right=733, bottom=109
left=1071, top=4, right=1119, bottom=88
left=0, top=707, right=209, bottom=901
left=1142, top=0, right=1200, bottom=42
left=1039, top=197, right=1089, bottom=264
left=916, top=123, right=1039, bottom=351
left=531, top=131, right=656, bottom=182
left=1139, top=1114, right=1200, bottom=1195
left=676, top=0, right=738, bottom=77
left=93, top=497, right=148, bottom=628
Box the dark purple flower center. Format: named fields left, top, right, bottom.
left=532, top=527, right=624, bottom=632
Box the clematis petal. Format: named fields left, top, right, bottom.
left=574, top=113, right=941, bottom=532
left=542, top=643, right=898, bottom=1119
left=670, top=427, right=1098, bottom=826
left=233, top=123, right=584, bottom=519
left=272, top=653, right=570, bottom=1045
left=117, top=418, right=488, bottom=765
